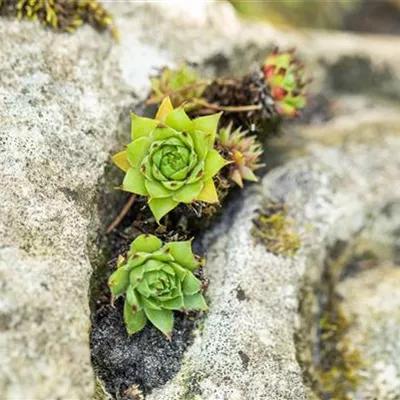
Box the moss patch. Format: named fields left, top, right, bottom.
left=296, top=237, right=393, bottom=399
left=0, top=0, right=119, bottom=39
left=314, top=287, right=363, bottom=399
left=251, top=201, right=301, bottom=256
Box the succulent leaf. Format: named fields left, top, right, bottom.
left=126, top=137, right=152, bottom=168
left=122, top=168, right=147, bottom=195
left=112, top=97, right=228, bottom=223
left=162, top=295, right=184, bottom=310
left=164, top=107, right=193, bottom=132
left=124, top=299, right=147, bottom=335
left=204, top=149, right=230, bottom=181
left=108, top=267, right=130, bottom=298
left=182, top=272, right=202, bottom=295
left=148, top=197, right=179, bottom=224
left=192, top=113, right=222, bottom=147
left=183, top=294, right=208, bottom=311
left=112, top=150, right=130, bottom=173
left=197, top=178, right=219, bottom=203
left=164, top=240, right=198, bottom=271
left=108, top=234, right=207, bottom=337
left=144, top=308, right=173, bottom=338
left=131, top=114, right=158, bottom=141
left=172, top=181, right=204, bottom=203
left=131, top=234, right=162, bottom=254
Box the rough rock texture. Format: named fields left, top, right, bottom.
left=0, top=19, right=133, bottom=400
left=334, top=203, right=400, bottom=400
left=339, top=265, right=400, bottom=400
left=1, top=1, right=400, bottom=399
left=147, top=132, right=400, bottom=400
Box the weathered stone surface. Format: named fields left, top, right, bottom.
left=338, top=264, right=400, bottom=400
left=147, top=130, right=400, bottom=399
left=1, top=1, right=400, bottom=399
left=0, top=20, right=132, bottom=400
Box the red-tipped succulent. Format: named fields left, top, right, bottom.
left=263, top=48, right=308, bottom=118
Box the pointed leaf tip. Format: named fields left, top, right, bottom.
left=204, top=149, right=229, bottom=181
left=148, top=197, right=179, bottom=224
left=193, top=112, right=222, bottom=147
left=143, top=307, right=173, bottom=337
left=197, top=178, right=219, bottom=203
left=156, top=96, right=174, bottom=122
left=112, top=150, right=130, bottom=173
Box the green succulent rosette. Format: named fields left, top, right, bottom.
left=108, top=234, right=207, bottom=338
left=112, top=97, right=229, bottom=223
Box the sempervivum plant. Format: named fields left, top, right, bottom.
left=263, top=48, right=308, bottom=118
left=218, top=123, right=265, bottom=188
left=191, top=48, right=309, bottom=133
left=108, top=234, right=207, bottom=337
left=112, top=97, right=229, bottom=223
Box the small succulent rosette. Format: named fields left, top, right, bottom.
left=108, top=234, right=207, bottom=338
left=218, top=123, right=265, bottom=188
left=112, top=97, right=230, bottom=223
left=263, top=48, right=308, bottom=118
left=148, top=64, right=207, bottom=109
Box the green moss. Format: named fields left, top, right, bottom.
left=93, top=376, right=112, bottom=400
left=315, top=294, right=363, bottom=400
left=296, top=240, right=370, bottom=400
left=251, top=201, right=301, bottom=256
left=0, top=0, right=119, bottom=39
left=312, top=241, right=367, bottom=399
left=181, top=370, right=206, bottom=400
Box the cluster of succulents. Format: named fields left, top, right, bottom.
left=147, top=48, right=308, bottom=130
left=107, top=47, right=309, bottom=338
left=0, top=0, right=118, bottom=38
left=108, top=234, right=206, bottom=337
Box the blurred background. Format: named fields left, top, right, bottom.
left=229, top=0, right=400, bottom=34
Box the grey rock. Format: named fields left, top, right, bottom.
left=148, top=134, right=400, bottom=400
left=0, top=19, right=131, bottom=400
left=338, top=264, right=400, bottom=400
left=1, top=1, right=400, bottom=399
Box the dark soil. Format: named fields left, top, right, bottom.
left=91, top=294, right=198, bottom=398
